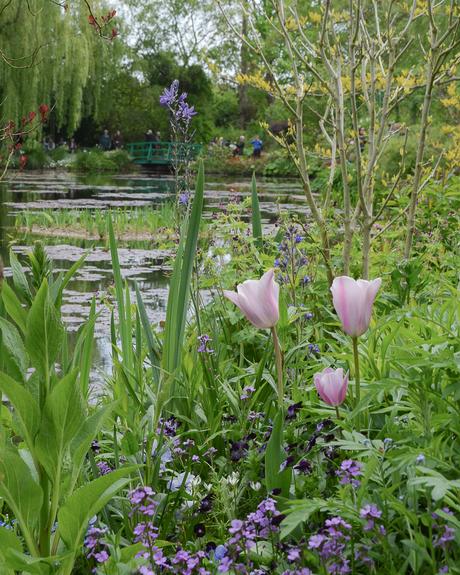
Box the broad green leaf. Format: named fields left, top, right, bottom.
left=0, top=526, right=23, bottom=559
left=2, top=548, right=51, bottom=574
left=280, top=499, right=326, bottom=539
left=265, top=409, right=291, bottom=497
left=9, top=249, right=32, bottom=304
left=58, top=466, right=136, bottom=550
left=0, top=317, right=28, bottom=382
left=35, top=370, right=85, bottom=481
left=0, top=448, right=43, bottom=536
left=68, top=403, right=116, bottom=490
left=0, top=372, right=40, bottom=451
left=25, top=279, right=64, bottom=376
left=1, top=282, right=27, bottom=334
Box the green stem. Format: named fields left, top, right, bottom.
left=335, top=405, right=340, bottom=420
left=352, top=337, right=360, bottom=405
left=271, top=326, right=283, bottom=406
left=39, top=471, right=50, bottom=556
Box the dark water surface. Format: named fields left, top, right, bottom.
left=0, top=170, right=304, bottom=386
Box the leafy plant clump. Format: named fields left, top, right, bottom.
left=72, top=149, right=134, bottom=173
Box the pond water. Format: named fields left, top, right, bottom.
left=0, top=170, right=305, bottom=385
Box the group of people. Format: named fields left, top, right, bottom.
left=99, top=129, right=124, bottom=151
left=43, top=136, right=77, bottom=153
left=144, top=129, right=162, bottom=143
left=212, top=135, right=264, bottom=158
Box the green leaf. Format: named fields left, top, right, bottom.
left=9, top=249, right=32, bottom=304
left=2, top=548, right=52, bottom=574
left=162, top=160, right=204, bottom=376
left=72, top=297, right=96, bottom=398
left=280, top=499, right=326, bottom=539
left=35, top=370, right=85, bottom=481
left=58, top=466, right=136, bottom=550
left=135, top=283, right=160, bottom=387
left=108, top=216, right=133, bottom=370
left=264, top=409, right=291, bottom=497
left=0, top=371, right=40, bottom=451
left=52, top=252, right=88, bottom=308
left=0, top=526, right=23, bottom=558
left=25, top=279, right=64, bottom=376
left=121, top=430, right=140, bottom=456
left=68, top=403, right=116, bottom=491
left=0, top=317, right=28, bottom=381
left=0, top=448, right=43, bottom=539
left=251, top=172, right=262, bottom=245
left=1, top=282, right=27, bottom=334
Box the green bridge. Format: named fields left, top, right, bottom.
left=126, top=141, right=202, bottom=165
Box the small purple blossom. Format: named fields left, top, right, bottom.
left=360, top=504, right=383, bottom=531
left=198, top=334, right=214, bottom=354
left=240, top=385, right=255, bottom=400
left=337, top=459, right=363, bottom=488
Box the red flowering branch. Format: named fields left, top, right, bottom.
left=0, top=103, right=51, bottom=180
left=83, top=0, right=118, bottom=40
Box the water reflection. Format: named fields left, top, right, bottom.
left=0, top=170, right=304, bottom=384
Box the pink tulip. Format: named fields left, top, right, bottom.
left=223, top=269, right=279, bottom=329
left=330, top=276, right=382, bottom=338
left=314, top=367, right=348, bottom=406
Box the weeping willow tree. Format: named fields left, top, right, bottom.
left=0, top=0, right=118, bottom=134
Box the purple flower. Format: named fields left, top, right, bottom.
left=308, top=343, right=320, bottom=355
left=308, top=534, right=325, bottom=549
left=286, top=401, right=302, bottom=420
left=177, top=102, right=197, bottom=122
left=360, top=504, right=382, bottom=531
left=179, top=192, right=190, bottom=206
left=287, top=547, right=301, bottom=562
left=198, top=334, right=214, bottom=354
left=96, top=460, right=111, bottom=476
left=240, top=385, right=255, bottom=400
left=160, top=80, right=179, bottom=107
left=337, top=459, right=362, bottom=488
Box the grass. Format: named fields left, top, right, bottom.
left=14, top=203, right=177, bottom=241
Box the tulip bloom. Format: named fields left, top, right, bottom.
left=330, top=276, right=381, bottom=338
left=223, top=269, right=279, bottom=329
left=314, top=367, right=348, bottom=407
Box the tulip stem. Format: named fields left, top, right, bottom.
left=271, top=326, right=283, bottom=406
left=352, top=337, right=360, bottom=405
left=335, top=406, right=340, bottom=420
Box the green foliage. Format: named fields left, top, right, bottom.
left=0, top=249, right=132, bottom=574
left=0, top=0, right=118, bottom=134
left=73, top=149, right=133, bottom=172
left=263, top=150, right=298, bottom=177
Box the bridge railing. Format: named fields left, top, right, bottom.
left=126, top=141, right=202, bottom=165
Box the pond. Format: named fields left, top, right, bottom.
left=0, top=170, right=305, bottom=385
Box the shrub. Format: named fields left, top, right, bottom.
left=72, top=148, right=133, bottom=172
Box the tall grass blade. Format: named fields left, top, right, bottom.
left=108, top=216, right=133, bottom=369
left=162, top=160, right=204, bottom=377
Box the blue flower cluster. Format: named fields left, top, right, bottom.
left=160, top=80, right=197, bottom=126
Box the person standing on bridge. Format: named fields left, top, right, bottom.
left=99, top=129, right=111, bottom=151
left=113, top=130, right=124, bottom=149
